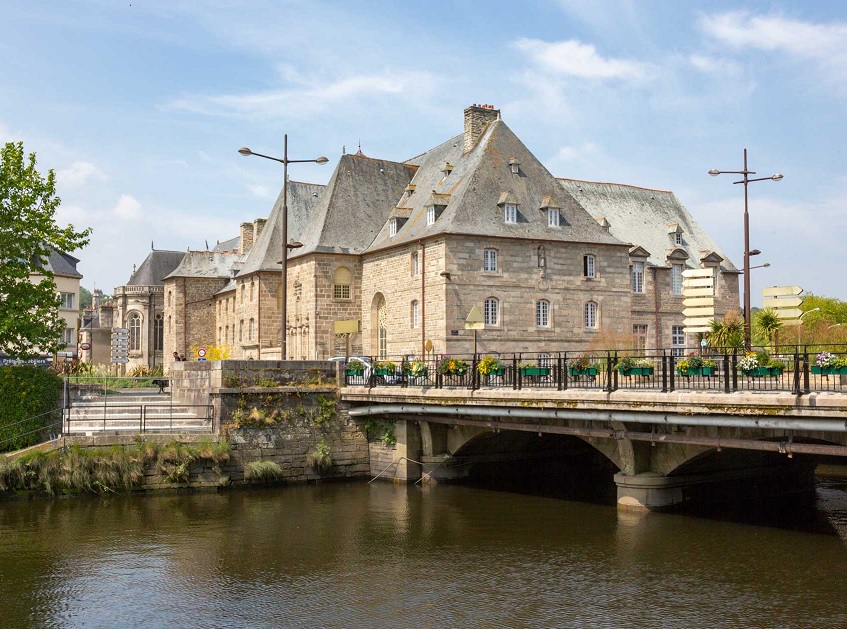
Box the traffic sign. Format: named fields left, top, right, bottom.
left=682, top=269, right=714, bottom=278
left=682, top=317, right=714, bottom=327
left=763, top=286, right=802, bottom=297
left=685, top=326, right=712, bottom=333
left=775, top=308, right=804, bottom=319
left=79, top=342, right=91, bottom=350
left=464, top=305, right=484, bottom=330
left=112, top=358, right=129, bottom=364
left=683, top=306, right=715, bottom=318
left=682, top=287, right=714, bottom=298
left=112, top=327, right=129, bottom=334
left=682, top=278, right=714, bottom=288
left=197, top=347, right=207, bottom=358
left=763, top=297, right=802, bottom=309
left=683, top=297, right=715, bottom=307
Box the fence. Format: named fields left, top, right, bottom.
left=340, top=345, right=847, bottom=395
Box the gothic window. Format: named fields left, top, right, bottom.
left=411, top=300, right=420, bottom=328
left=250, top=280, right=255, bottom=302
left=411, top=251, right=419, bottom=276
left=378, top=297, right=388, bottom=359
left=239, top=320, right=244, bottom=342
left=129, top=313, right=142, bottom=351
left=154, top=313, right=164, bottom=351
left=249, top=318, right=255, bottom=340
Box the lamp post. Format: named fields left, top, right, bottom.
left=709, top=149, right=783, bottom=349
left=239, top=137, right=328, bottom=359
left=798, top=307, right=821, bottom=346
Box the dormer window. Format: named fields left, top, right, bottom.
left=389, top=218, right=399, bottom=237
left=547, top=208, right=560, bottom=227
left=674, top=232, right=683, bottom=246
left=509, top=157, right=520, bottom=175
left=668, top=224, right=684, bottom=246
left=405, top=183, right=416, bottom=195
left=504, top=203, right=517, bottom=224
left=427, top=207, right=436, bottom=225
left=441, top=162, right=453, bottom=178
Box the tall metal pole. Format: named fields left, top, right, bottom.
left=742, top=148, right=751, bottom=350
left=281, top=134, right=288, bottom=360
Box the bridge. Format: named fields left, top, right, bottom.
left=340, top=349, right=847, bottom=511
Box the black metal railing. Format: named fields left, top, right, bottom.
left=340, top=344, right=847, bottom=396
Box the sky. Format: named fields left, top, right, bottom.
left=2, top=0, right=846, bottom=306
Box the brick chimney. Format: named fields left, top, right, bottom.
left=464, top=103, right=500, bottom=153
left=253, top=218, right=267, bottom=242
left=240, top=221, right=254, bottom=255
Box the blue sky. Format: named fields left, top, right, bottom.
left=2, top=0, right=845, bottom=305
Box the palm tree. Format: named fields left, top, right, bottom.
left=754, top=308, right=782, bottom=351
left=707, top=310, right=745, bottom=351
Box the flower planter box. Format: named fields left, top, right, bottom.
left=677, top=367, right=715, bottom=376
left=569, top=367, right=598, bottom=377
left=375, top=368, right=394, bottom=376
left=345, top=369, right=365, bottom=376
left=743, top=367, right=783, bottom=377
left=405, top=368, right=428, bottom=378
left=621, top=367, right=654, bottom=377
left=812, top=366, right=847, bottom=375
left=520, top=367, right=550, bottom=377
left=482, top=368, right=505, bottom=377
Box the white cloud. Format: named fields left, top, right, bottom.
left=688, top=54, right=742, bottom=77
left=164, top=71, right=438, bottom=119
left=512, top=38, right=654, bottom=81
left=699, top=11, right=847, bottom=84
left=555, top=143, right=601, bottom=162
left=57, top=161, right=107, bottom=187
left=113, top=194, right=142, bottom=220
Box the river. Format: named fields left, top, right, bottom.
left=1, top=478, right=846, bottom=628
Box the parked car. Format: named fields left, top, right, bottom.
left=327, top=356, right=402, bottom=385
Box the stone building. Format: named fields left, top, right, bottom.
left=158, top=104, right=739, bottom=364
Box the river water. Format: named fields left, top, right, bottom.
left=1, top=478, right=846, bottom=628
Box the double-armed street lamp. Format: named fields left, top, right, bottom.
left=798, top=307, right=821, bottom=346
left=709, top=149, right=783, bottom=349
left=239, top=136, right=328, bottom=359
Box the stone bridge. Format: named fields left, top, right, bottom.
left=342, top=385, right=847, bottom=511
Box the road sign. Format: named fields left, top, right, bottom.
left=685, top=326, right=712, bottom=333
left=683, top=297, right=715, bottom=307
left=79, top=342, right=91, bottom=350
left=465, top=305, right=484, bottom=330
left=683, top=306, right=715, bottom=318
left=775, top=308, right=804, bottom=319
left=111, top=327, right=129, bottom=334
left=682, top=278, right=714, bottom=288
left=763, top=286, right=803, bottom=297
left=112, top=358, right=129, bottom=364
left=198, top=357, right=207, bottom=361
left=197, top=347, right=207, bottom=358
left=780, top=319, right=803, bottom=327
left=682, top=316, right=714, bottom=327
left=682, top=269, right=714, bottom=278
left=682, top=287, right=714, bottom=298
left=763, top=297, right=802, bottom=309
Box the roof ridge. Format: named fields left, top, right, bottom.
left=558, top=177, right=672, bottom=194
left=403, top=133, right=463, bottom=163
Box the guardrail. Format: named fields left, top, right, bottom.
left=63, top=404, right=214, bottom=434
left=340, top=345, right=847, bottom=395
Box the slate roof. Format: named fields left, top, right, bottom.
left=367, top=120, right=625, bottom=252
left=164, top=250, right=243, bottom=280
left=293, top=155, right=416, bottom=256
left=558, top=179, right=737, bottom=271
left=237, top=180, right=326, bottom=276
left=45, top=250, right=82, bottom=279
left=213, top=236, right=240, bottom=252
left=126, top=250, right=186, bottom=285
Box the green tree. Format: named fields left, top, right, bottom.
left=707, top=310, right=745, bottom=350
left=0, top=142, right=91, bottom=359
left=79, top=286, right=92, bottom=311
left=754, top=308, right=783, bottom=350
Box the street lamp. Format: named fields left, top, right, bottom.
left=798, top=307, right=821, bottom=346
left=709, top=149, right=783, bottom=349
left=239, top=137, right=328, bottom=360
left=741, top=262, right=771, bottom=272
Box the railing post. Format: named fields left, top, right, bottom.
left=563, top=353, right=569, bottom=390
left=401, top=357, right=407, bottom=388
left=471, top=354, right=478, bottom=391
left=606, top=352, right=614, bottom=392
left=792, top=350, right=801, bottom=395
left=723, top=352, right=731, bottom=393
left=731, top=351, right=738, bottom=392
left=557, top=353, right=563, bottom=391
left=669, top=353, right=676, bottom=392
left=661, top=352, right=668, bottom=392
left=513, top=354, right=519, bottom=390
left=803, top=348, right=811, bottom=394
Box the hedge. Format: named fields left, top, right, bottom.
left=0, top=366, right=62, bottom=452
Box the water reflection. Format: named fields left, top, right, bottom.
left=0, top=479, right=845, bottom=628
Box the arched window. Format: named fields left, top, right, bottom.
left=249, top=318, right=255, bottom=340
left=484, top=297, right=499, bottom=326
left=584, top=301, right=598, bottom=328
left=128, top=313, right=142, bottom=350
left=411, top=251, right=419, bottom=276
left=218, top=327, right=222, bottom=345
left=225, top=325, right=229, bottom=344
left=154, top=313, right=164, bottom=351
left=411, top=300, right=420, bottom=328
left=378, top=296, right=387, bottom=359
left=241, top=284, right=245, bottom=303
left=334, top=267, right=352, bottom=300
left=239, top=320, right=244, bottom=342
left=536, top=300, right=550, bottom=327
left=250, top=279, right=255, bottom=302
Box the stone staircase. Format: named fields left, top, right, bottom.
left=65, top=390, right=212, bottom=435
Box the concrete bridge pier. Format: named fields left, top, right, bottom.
left=391, top=419, right=422, bottom=482
left=614, top=460, right=818, bottom=512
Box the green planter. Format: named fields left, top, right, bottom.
left=405, top=368, right=428, bottom=378
left=677, top=366, right=715, bottom=376
left=743, top=366, right=783, bottom=377
left=569, top=367, right=598, bottom=377
left=346, top=369, right=364, bottom=376
left=482, top=368, right=505, bottom=377
left=811, top=366, right=847, bottom=375
left=375, top=368, right=393, bottom=376
left=621, top=367, right=654, bottom=376
left=520, top=367, right=550, bottom=377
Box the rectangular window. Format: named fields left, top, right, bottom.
left=59, top=292, right=74, bottom=309
left=633, top=324, right=648, bottom=350
left=713, top=267, right=718, bottom=297
left=583, top=255, right=595, bottom=279
left=389, top=219, right=397, bottom=237
left=484, top=298, right=499, bottom=326
left=504, top=203, right=517, bottom=224
left=62, top=327, right=75, bottom=344
left=672, top=325, right=686, bottom=356
left=584, top=302, right=597, bottom=328
left=674, top=232, right=683, bottom=246
left=411, top=251, right=419, bottom=276
left=411, top=301, right=419, bottom=328
left=483, top=249, right=497, bottom=272
left=672, top=264, right=684, bottom=295
left=333, top=284, right=351, bottom=300
left=426, top=207, right=436, bottom=225
left=547, top=208, right=560, bottom=227
left=631, top=262, right=644, bottom=293
left=536, top=300, right=549, bottom=327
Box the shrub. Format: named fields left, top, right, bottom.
left=476, top=355, right=503, bottom=375
left=407, top=360, right=427, bottom=377
left=437, top=356, right=468, bottom=375
left=0, top=366, right=62, bottom=452
left=244, top=460, right=284, bottom=482
left=306, top=439, right=333, bottom=473
left=374, top=360, right=396, bottom=372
